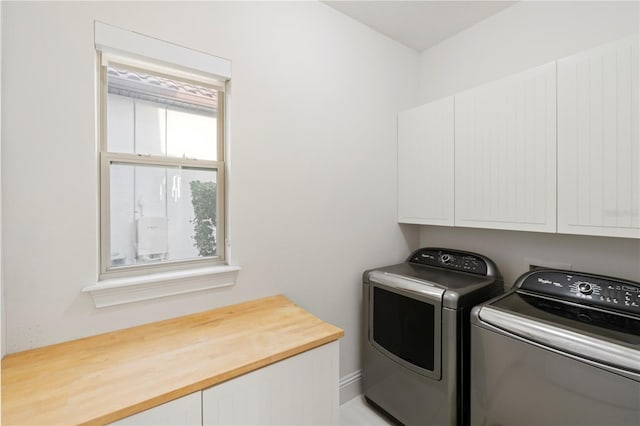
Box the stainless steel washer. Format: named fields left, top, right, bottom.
left=363, top=247, right=502, bottom=425
left=471, top=268, right=640, bottom=426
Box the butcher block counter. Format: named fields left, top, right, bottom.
left=1, top=295, right=344, bottom=425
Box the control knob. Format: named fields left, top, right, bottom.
left=440, top=254, right=454, bottom=265
left=577, top=282, right=593, bottom=295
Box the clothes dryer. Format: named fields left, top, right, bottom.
left=363, top=247, right=502, bottom=425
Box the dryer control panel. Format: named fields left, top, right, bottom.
left=518, top=270, right=640, bottom=315
left=408, top=248, right=488, bottom=276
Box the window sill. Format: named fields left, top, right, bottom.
left=83, top=265, right=241, bottom=308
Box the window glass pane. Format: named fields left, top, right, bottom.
left=106, top=65, right=218, bottom=160
left=107, top=94, right=134, bottom=153
left=135, top=100, right=166, bottom=156
left=109, top=163, right=218, bottom=268
left=167, top=108, right=216, bottom=160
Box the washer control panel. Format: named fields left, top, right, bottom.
left=408, top=248, right=488, bottom=276
left=519, top=270, right=640, bottom=315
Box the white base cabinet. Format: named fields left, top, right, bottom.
left=111, top=341, right=339, bottom=426
left=557, top=35, right=640, bottom=238
left=203, top=341, right=339, bottom=426
left=111, top=392, right=201, bottom=426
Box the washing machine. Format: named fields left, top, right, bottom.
left=471, top=268, right=640, bottom=425
left=363, top=247, right=502, bottom=425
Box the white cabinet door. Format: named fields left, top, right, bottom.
left=557, top=35, right=640, bottom=239
left=110, top=392, right=201, bottom=426
left=202, top=341, right=339, bottom=426
left=397, top=97, right=455, bottom=225
left=454, top=62, right=557, bottom=232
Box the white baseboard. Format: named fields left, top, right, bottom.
left=339, top=369, right=362, bottom=405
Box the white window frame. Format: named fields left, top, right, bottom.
left=84, top=22, right=238, bottom=307
left=98, top=56, right=227, bottom=279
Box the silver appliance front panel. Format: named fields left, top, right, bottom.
left=364, top=279, right=461, bottom=425
left=471, top=322, right=640, bottom=426
left=368, top=271, right=445, bottom=380
left=471, top=270, right=640, bottom=426
left=363, top=248, right=501, bottom=426
left=478, top=303, right=640, bottom=378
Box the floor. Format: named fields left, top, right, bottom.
left=340, top=395, right=394, bottom=425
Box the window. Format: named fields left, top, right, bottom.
left=99, top=56, right=226, bottom=278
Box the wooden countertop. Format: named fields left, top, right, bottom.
left=1, top=295, right=344, bottom=426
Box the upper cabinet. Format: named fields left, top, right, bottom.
left=397, top=35, right=639, bottom=239
left=454, top=62, right=557, bottom=233
left=398, top=97, right=454, bottom=226
left=557, top=35, right=640, bottom=239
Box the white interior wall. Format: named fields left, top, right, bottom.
left=419, top=1, right=640, bottom=104
left=1, top=1, right=420, bottom=391
left=0, top=0, right=4, bottom=359
left=418, top=1, right=640, bottom=286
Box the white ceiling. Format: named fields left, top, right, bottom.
left=323, top=1, right=516, bottom=52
